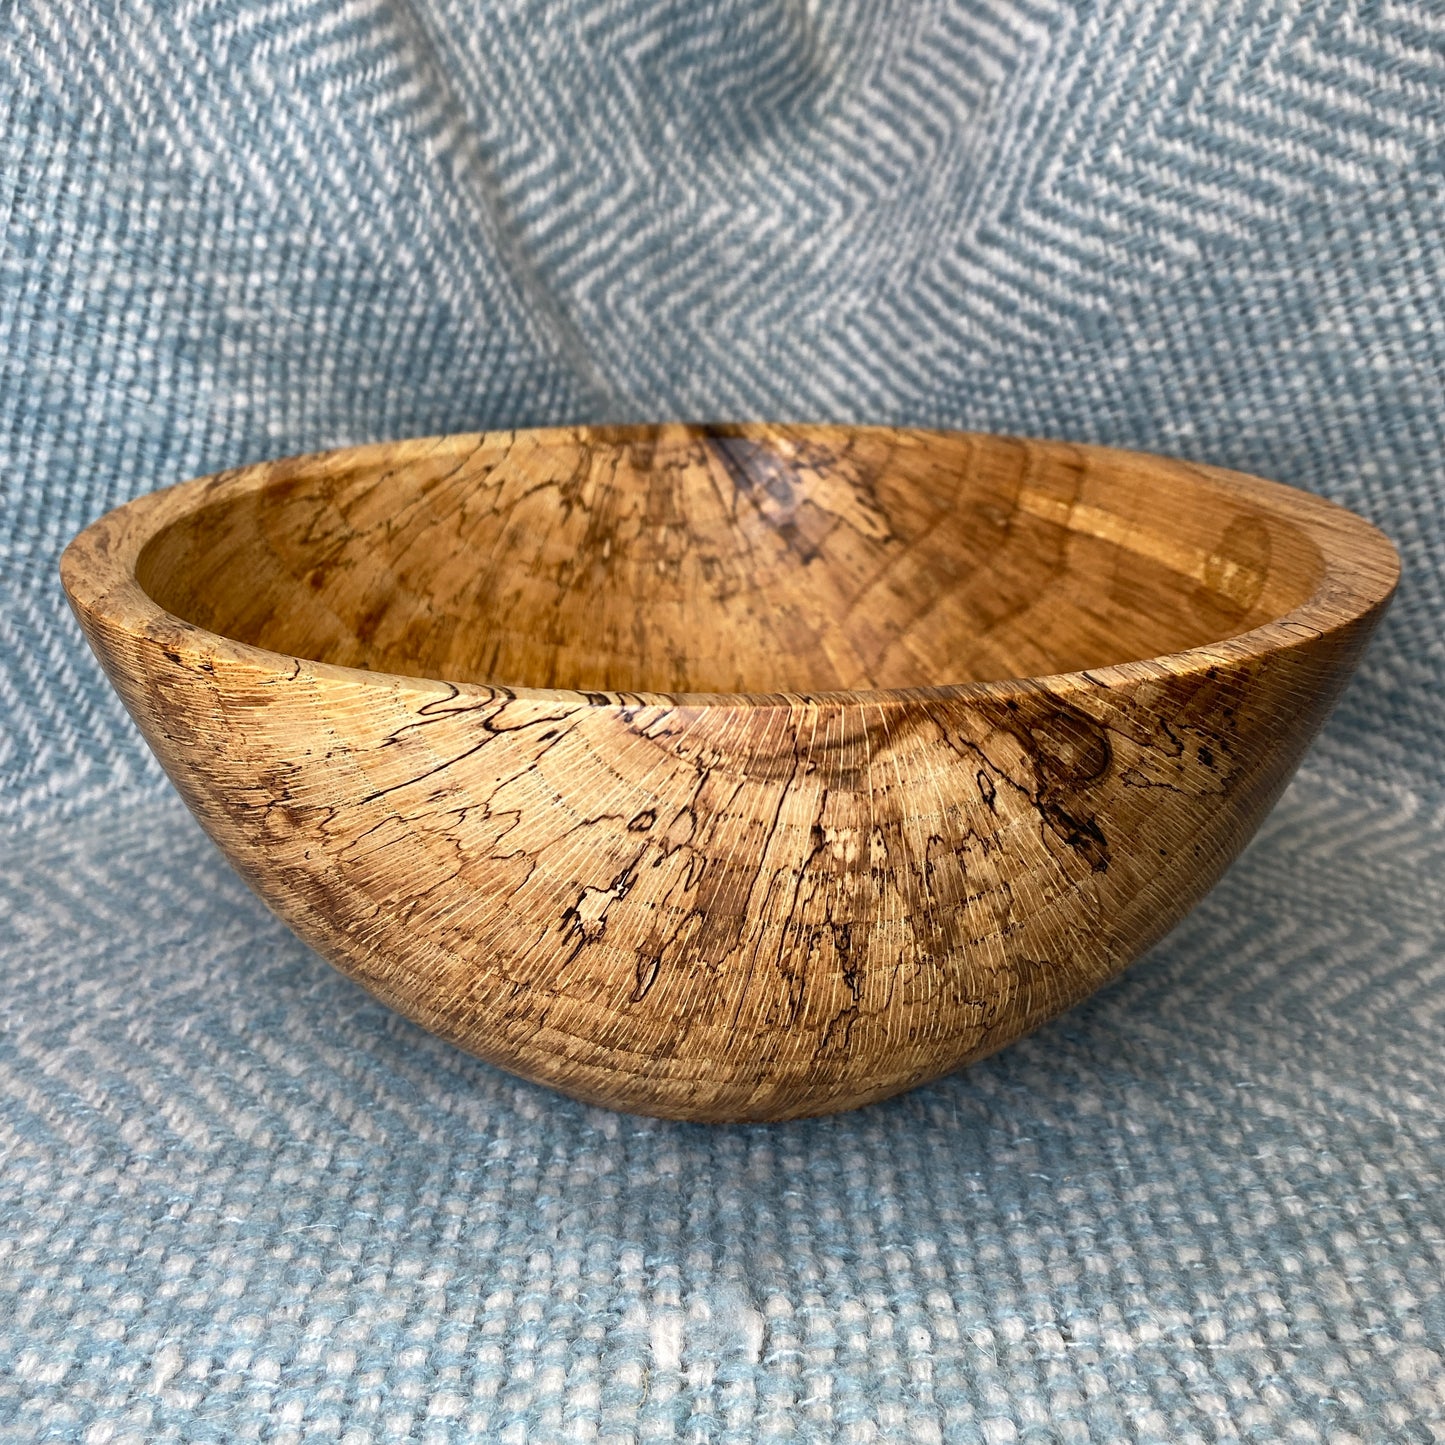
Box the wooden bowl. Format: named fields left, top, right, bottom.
left=61, top=425, right=1398, bottom=1121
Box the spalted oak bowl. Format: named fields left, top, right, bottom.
left=61, top=425, right=1398, bottom=1122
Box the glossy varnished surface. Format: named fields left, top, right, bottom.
left=61, top=425, right=1398, bottom=1120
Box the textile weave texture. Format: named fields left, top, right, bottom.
left=2, top=1, right=1443, bottom=1440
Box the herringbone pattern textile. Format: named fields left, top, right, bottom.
left=2, top=1, right=1442, bottom=1439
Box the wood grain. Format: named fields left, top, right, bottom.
left=60, top=424, right=1399, bottom=1121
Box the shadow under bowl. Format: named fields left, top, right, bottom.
left=60, top=424, right=1399, bottom=1121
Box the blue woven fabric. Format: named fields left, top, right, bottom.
left=2, top=2, right=1443, bottom=1438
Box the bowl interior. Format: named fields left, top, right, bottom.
left=134, top=426, right=1326, bottom=694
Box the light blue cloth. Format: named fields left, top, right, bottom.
left=2, top=2, right=1442, bottom=1438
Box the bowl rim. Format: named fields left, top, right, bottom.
left=59, top=423, right=1401, bottom=710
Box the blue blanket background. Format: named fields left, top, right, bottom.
left=3, top=2, right=1443, bottom=1438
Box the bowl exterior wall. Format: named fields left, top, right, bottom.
left=65, top=595, right=1383, bottom=1121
